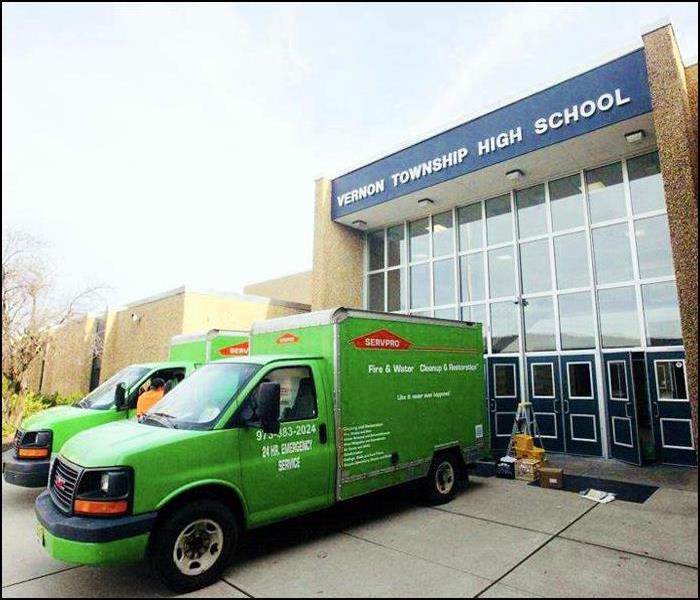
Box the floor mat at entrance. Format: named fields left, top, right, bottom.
left=528, top=474, right=658, bottom=503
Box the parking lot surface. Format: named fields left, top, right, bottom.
left=2, top=464, right=698, bottom=598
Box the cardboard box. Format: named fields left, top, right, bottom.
left=539, top=467, right=563, bottom=489
left=515, top=458, right=542, bottom=482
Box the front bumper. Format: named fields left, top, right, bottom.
left=35, top=491, right=157, bottom=565
left=2, top=450, right=50, bottom=488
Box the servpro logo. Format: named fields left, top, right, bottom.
left=218, top=341, right=249, bottom=356
left=350, top=329, right=412, bottom=350
left=276, top=332, right=300, bottom=345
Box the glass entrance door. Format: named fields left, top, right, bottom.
left=560, top=354, right=602, bottom=456
left=603, top=352, right=642, bottom=465
left=488, top=357, right=520, bottom=451
left=527, top=356, right=565, bottom=453
left=646, top=351, right=697, bottom=466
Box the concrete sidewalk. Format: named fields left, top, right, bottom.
left=2, top=466, right=698, bottom=597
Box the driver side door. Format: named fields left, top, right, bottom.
left=236, top=362, right=333, bottom=526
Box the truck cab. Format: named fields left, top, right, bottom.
left=2, top=361, right=198, bottom=488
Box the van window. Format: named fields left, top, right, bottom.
left=246, top=366, right=318, bottom=423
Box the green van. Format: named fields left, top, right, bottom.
left=3, top=329, right=248, bottom=488
left=34, top=309, right=486, bottom=591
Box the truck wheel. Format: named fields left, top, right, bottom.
left=150, top=500, right=237, bottom=593
left=423, top=454, right=460, bottom=505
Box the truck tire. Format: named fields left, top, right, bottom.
left=149, top=500, right=237, bottom=593
left=423, top=454, right=460, bottom=505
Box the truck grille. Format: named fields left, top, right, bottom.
left=49, top=456, right=82, bottom=514
left=13, top=430, right=24, bottom=457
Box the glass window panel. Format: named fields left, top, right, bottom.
left=462, top=304, right=487, bottom=351
left=558, top=292, right=595, bottom=350
left=368, top=272, right=384, bottom=311
left=433, top=258, right=455, bottom=306
left=367, top=231, right=384, bottom=271
left=635, top=215, right=673, bottom=279
left=523, top=296, right=556, bottom=351
left=586, top=162, right=626, bottom=223
left=593, top=223, right=633, bottom=284
left=520, top=239, right=552, bottom=294
left=488, top=246, right=515, bottom=298
left=460, top=253, right=485, bottom=302
left=409, top=218, right=430, bottom=262
left=434, top=307, right=456, bottom=319
left=568, top=363, right=593, bottom=398
left=642, top=282, right=682, bottom=346
left=494, top=365, right=516, bottom=397
left=410, top=263, right=430, bottom=309
left=549, top=174, right=585, bottom=231
left=554, top=232, right=590, bottom=289
left=655, top=361, right=687, bottom=399
left=532, top=364, right=554, bottom=397
left=516, top=184, right=547, bottom=238
left=490, top=301, right=519, bottom=353
left=458, top=203, right=483, bottom=250
left=628, top=151, right=665, bottom=214
left=486, top=194, right=513, bottom=245
left=608, top=362, right=628, bottom=399
left=387, top=268, right=406, bottom=312
left=432, top=211, right=454, bottom=257
left=598, top=286, right=641, bottom=348
left=387, top=225, right=405, bottom=267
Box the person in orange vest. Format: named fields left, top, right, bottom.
left=136, top=378, right=166, bottom=418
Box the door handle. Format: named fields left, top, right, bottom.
left=563, top=399, right=570, bottom=414
left=489, top=399, right=496, bottom=413
left=553, top=399, right=560, bottom=413
left=624, top=403, right=631, bottom=418
left=319, top=423, right=328, bottom=444
left=652, top=402, right=660, bottom=419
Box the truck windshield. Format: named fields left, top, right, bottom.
left=143, top=362, right=260, bottom=430
left=78, top=365, right=151, bottom=410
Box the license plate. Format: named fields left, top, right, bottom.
left=35, top=524, right=44, bottom=547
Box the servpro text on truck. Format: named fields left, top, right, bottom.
left=3, top=329, right=247, bottom=488
left=34, top=309, right=487, bottom=592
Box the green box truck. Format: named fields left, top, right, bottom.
left=3, top=329, right=247, bottom=488
left=34, top=309, right=486, bottom=591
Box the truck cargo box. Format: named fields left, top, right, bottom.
left=169, top=329, right=249, bottom=363
left=250, top=308, right=487, bottom=500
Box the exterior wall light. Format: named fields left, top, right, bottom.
left=352, top=220, right=367, bottom=229
left=417, top=198, right=434, bottom=208
left=506, top=169, right=525, bottom=181
left=131, top=313, right=142, bottom=323
left=625, top=130, right=645, bottom=144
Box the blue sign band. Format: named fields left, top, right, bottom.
left=331, top=48, right=651, bottom=220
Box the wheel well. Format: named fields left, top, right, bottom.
left=151, top=484, right=246, bottom=540
left=433, top=446, right=467, bottom=476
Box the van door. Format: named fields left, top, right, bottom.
left=236, top=362, right=333, bottom=524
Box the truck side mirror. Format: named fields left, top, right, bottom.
left=114, top=382, right=128, bottom=411
left=257, top=382, right=281, bottom=434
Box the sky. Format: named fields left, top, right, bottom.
left=3, top=2, right=698, bottom=310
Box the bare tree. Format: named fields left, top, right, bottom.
left=2, top=229, right=105, bottom=394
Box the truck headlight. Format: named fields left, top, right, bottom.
left=74, top=468, right=132, bottom=516
left=17, top=430, right=52, bottom=459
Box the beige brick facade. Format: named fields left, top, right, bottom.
left=34, top=288, right=309, bottom=395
